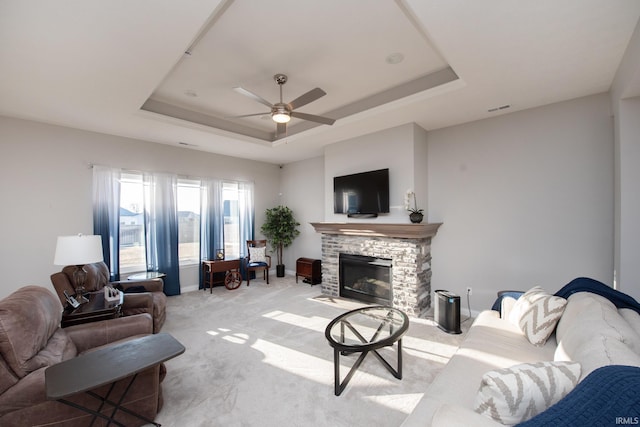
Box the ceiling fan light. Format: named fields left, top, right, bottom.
left=272, top=112, right=290, bottom=123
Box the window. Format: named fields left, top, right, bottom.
left=223, top=182, right=240, bottom=258
left=115, top=171, right=248, bottom=273
left=119, top=173, right=146, bottom=273
left=177, top=179, right=201, bottom=265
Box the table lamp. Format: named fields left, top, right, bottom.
left=54, top=234, right=104, bottom=303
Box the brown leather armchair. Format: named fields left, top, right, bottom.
left=51, top=262, right=166, bottom=333
left=0, top=285, right=164, bottom=427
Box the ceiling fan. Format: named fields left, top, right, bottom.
left=232, top=74, right=335, bottom=135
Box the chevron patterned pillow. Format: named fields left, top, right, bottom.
left=474, top=361, right=581, bottom=425
left=512, top=286, right=567, bottom=346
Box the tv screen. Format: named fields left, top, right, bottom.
left=334, top=168, right=390, bottom=215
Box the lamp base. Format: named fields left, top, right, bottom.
left=73, top=265, right=90, bottom=304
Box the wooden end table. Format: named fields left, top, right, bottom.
left=61, top=291, right=123, bottom=328
left=202, top=259, right=243, bottom=292
left=296, top=257, right=322, bottom=285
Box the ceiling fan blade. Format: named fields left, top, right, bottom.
left=228, top=112, right=269, bottom=119
left=290, top=111, right=336, bottom=125
left=233, top=87, right=273, bottom=108
left=276, top=122, right=287, bottom=137
left=288, top=87, right=326, bottom=110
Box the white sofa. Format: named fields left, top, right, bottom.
left=401, top=290, right=640, bottom=427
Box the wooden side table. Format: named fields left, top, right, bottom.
left=296, top=257, right=322, bottom=285
left=61, top=291, right=123, bottom=328
left=202, top=259, right=243, bottom=292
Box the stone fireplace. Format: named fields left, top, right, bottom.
left=311, top=223, right=441, bottom=318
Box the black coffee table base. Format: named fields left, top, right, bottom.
left=333, top=336, right=403, bottom=396
left=326, top=306, right=408, bottom=396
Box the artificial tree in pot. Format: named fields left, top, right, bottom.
left=260, top=205, right=300, bottom=277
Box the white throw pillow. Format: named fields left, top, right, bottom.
left=510, top=286, right=567, bottom=346
left=474, top=361, right=581, bottom=425
left=249, top=246, right=266, bottom=263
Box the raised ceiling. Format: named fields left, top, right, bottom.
left=143, top=0, right=456, bottom=142
left=1, top=0, right=639, bottom=164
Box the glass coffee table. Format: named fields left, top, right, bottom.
left=325, top=305, right=409, bottom=396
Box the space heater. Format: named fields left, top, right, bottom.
left=434, top=290, right=462, bottom=334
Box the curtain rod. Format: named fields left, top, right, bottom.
left=88, top=162, right=254, bottom=185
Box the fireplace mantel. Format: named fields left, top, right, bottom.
left=310, top=222, right=442, bottom=239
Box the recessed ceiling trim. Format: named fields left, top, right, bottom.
left=272, top=66, right=459, bottom=141
left=185, top=0, right=235, bottom=55
left=142, top=66, right=459, bottom=143
left=140, top=98, right=273, bottom=142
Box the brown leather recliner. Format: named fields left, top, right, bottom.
left=0, top=285, right=164, bottom=426
left=50, top=262, right=167, bottom=333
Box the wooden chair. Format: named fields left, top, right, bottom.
left=246, top=240, right=271, bottom=286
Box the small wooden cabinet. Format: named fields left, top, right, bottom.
left=296, top=258, right=322, bottom=285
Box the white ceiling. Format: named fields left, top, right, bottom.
left=1, top=0, right=639, bottom=164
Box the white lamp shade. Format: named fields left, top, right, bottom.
left=54, top=234, right=104, bottom=265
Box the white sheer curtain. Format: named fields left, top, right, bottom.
left=92, top=165, right=121, bottom=280
left=144, top=172, right=180, bottom=295
left=200, top=178, right=224, bottom=262
left=238, top=181, right=254, bottom=259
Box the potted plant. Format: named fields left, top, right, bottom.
left=405, top=189, right=424, bottom=223
left=260, top=205, right=300, bottom=277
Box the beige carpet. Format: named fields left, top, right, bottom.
left=151, top=275, right=469, bottom=427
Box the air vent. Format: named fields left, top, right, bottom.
left=488, top=104, right=511, bottom=113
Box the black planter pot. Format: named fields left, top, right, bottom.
left=276, top=264, right=285, bottom=277
left=409, top=212, right=424, bottom=223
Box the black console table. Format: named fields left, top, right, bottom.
left=46, top=333, right=185, bottom=426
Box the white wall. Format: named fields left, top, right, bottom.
left=279, top=156, right=325, bottom=273
left=0, top=94, right=624, bottom=308
left=614, top=97, right=640, bottom=301
left=427, top=93, right=614, bottom=310
left=0, top=116, right=280, bottom=298
left=324, top=123, right=427, bottom=223
left=611, top=17, right=640, bottom=301
left=413, top=125, right=429, bottom=215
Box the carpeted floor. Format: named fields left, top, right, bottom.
left=151, top=275, right=469, bottom=427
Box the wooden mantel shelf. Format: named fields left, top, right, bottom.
left=310, top=222, right=442, bottom=239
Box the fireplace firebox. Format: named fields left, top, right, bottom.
left=339, top=253, right=392, bottom=305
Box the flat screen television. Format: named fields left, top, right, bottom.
left=334, top=168, right=390, bottom=217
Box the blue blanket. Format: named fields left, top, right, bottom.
left=491, top=277, right=640, bottom=315
left=517, top=365, right=640, bottom=426
left=555, top=277, right=640, bottom=314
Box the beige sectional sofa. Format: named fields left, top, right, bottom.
left=401, top=289, right=640, bottom=426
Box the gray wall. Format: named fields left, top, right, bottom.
left=279, top=156, right=325, bottom=273
left=0, top=116, right=280, bottom=298
left=0, top=92, right=626, bottom=310
left=611, top=18, right=640, bottom=301
left=278, top=94, right=615, bottom=312
left=427, top=93, right=614, bottom=310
